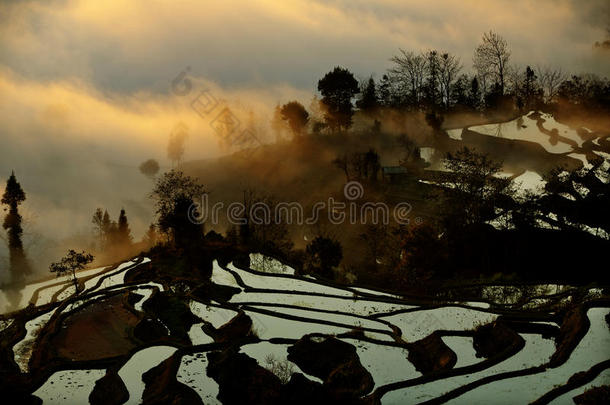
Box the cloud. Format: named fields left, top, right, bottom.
left=0, top=66, right=309, bottom=274
left=0, top=0, right=608, bottom=274
left=1, top=0, right=608, bottom=96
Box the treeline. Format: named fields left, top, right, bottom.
left=272, top=30, right=610, bottom=139
left=90, top=207, right=158, bottom=262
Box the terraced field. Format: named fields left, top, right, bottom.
left=0, top=254, right=608, bottom=404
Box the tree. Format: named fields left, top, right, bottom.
left=468, top=76, right=482, bottom=109
left=440, top=147, right=511, bottom=230
left=280, top=101, right=309, bottom=138
left=270, top=104, right=289, bottom=142
left=516, top=66, right=543, bottom=111
left=474, top=30, right=511, bottom=95
left=305, top=236, right=343, bottom=278
left=102, top=210, right=112, bottom=245
left=143, top=224, right=159, bottom=249
left=377, top=74, right=395, bottom=107
left=356, top=77, right=380, bottom=116
left=237, top=190, right=294, bottom=256
left=2, top=171, right=31, bottom=282
left=92, top=208, right=105, bottom=249
left=438, top=52, right=463, bottom=108
left=536, top=66, right=566, bottom=104
left=116, top=209, right=132, bottom=246
left=396, top=223, right=448, bottom=287
left=451, top=74, right=470, bottom=107
left=150, top=170, right=206, bottom=245
left=423, top=50, right=441, bottom=108
left=49, top=250, right=94, bottom=294
left=389, top=50, right=427, bottom=107
left=317, top=67, right=359, bottom=132
left=139, top=159, right=160, bottom=179
left=167, top=124, right=189, bottom=167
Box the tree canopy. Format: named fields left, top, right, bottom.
left=317, top=67, right=359, bottom=132
left=280, top=101, right=309, bottom=137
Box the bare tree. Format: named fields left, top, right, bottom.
left=389, top=50, right=427, bottom=105
left=438, top=52, right=463, bottom=108
left=167, top=123, right=189, bottom=167
left=473, top=31, right=511, bottom=95
left=536, top=66, right=567, bottom=104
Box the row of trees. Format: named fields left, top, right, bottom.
left=332, top=149, right=381, bottom=182
left=91, top=208, right=133, bottom=253
left=270, top=30, right=609, bottom=140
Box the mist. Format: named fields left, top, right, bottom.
left=0, top=0, right=608, bottom=277
left=0, top=69, right=310, bottom=280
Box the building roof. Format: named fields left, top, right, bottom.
left=382, top=166, right=408, bottom=175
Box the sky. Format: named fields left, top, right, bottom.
left=0, top=0, right=608, bottom=275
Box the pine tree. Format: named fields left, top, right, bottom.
left=2, top=171, right=31, bottom=282
left=117, top=209, right=132, bottom=246
left=356, top=77, right=380, bottom=116
left=143, top=224, right=158, bottom=248
left=101, top=210, right=112, bottom=250
left=92, top=208, right=104, bottom=250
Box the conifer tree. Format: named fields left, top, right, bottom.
left=117, top=209, right=132, bottom=246
left=2, top=171, right=31, bottom=282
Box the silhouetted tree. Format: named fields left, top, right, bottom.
left=305, top=236, right=343, bottom=278
left=92, top=208, right=105, bottom=250
left=536, top=66, right=566, bottom=104
left=423, top=50, right=441, bottom=108
left=468, top=76, right=482, bottom=109
left=116, top=209, right=132, bottom=246
left=440, top=147, right=511, bottom=231
left=150, top=170, right=206, bottom=245
left=390, top=50, right=427, bottom=107
left=238, top=189, right=294, bottom=257
left=271, top=104, right=288, bottom=142
left=377, top=74, right=395, bottom=107
left=2, top=172, right=31, bottom=282
left=167, top=123, right=189, bottom=167
left=438, top=52, right=463, bottom=108
left=317, top=67, right=359, bottom=132
left=515, top=66, right=543, bottom=111
left=474, top=31, right=511, bottom=96
left=102, top=210, right=112, bottom=245
left=139, top=159, right=160, bottom=179
left=356, top=77, right=380, bottom=116
left=280, top=101, right=310, bottom=138
left=49, top=250, right=94, bottom=294
left=451, top=74, right=470, bottom=107
left=425, top=111, right=444, bottom=134
left=396, top=223, right=448, bottom=286
left=558, top=74, right=610, bottom=112
left=143, top=224, right=159, bottom=249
